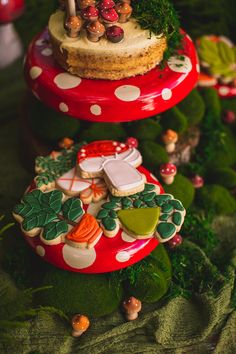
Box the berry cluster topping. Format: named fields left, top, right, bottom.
left=64, top=0, right=133, bottom=43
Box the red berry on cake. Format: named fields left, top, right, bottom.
left=98, top=0, right=115, bottom=10
left=100, top=8, right=119, bottom=25
left=86, top=20, right=105, bottom=42
left=115, top=2, right=132, bottom=23
left=81, top=5, right=99, bottom=21
left=77, top=0, right=96, bottom=9
left=65, top=15, right=83, bottom=38
left=106, top=25, right=124, bottom=43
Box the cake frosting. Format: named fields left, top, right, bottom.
left=48, top=10, right=167, bottom=80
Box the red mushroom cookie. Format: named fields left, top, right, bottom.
left=12, top=140, right=186, bottom=273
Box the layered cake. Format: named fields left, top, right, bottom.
left=48, top=0, right=179, bottom=80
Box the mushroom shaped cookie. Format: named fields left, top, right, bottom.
left=160, top=163, right=177, bottom=185
left=13, top=140, right=186, bottom=273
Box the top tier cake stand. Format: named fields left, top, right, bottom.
left=24, top=29, right=199, bottom=122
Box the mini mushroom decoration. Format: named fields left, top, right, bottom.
left=71, top=314, right=90, bottom=337
left=65, top=15, right=83, bottom=38
left=115, top=2, right=132, bottom=23
left=100, top=7, right=119, bottom=26
left=106, top=25, right=124, bottom=43
left=191, top=175, right=204, bottom=189
left=78, top=0, right=96, bottom=9
left=126, top=137, right=139, bottom=148
left=123, top=296, right=142, bottom=321
left=160, top=163, right=177, bottom=185
left=168, top=233, right=183, bottom=249
left=86, top=20, right=105, bottom=42
left=0, top=0, right=24, bottom=68
left=98, top=0, right=115, bottom=10
left=81, top=6, right=99, bottom=21
left=223, top=110, right=235, bottom=124
left=162, top=129, right=179, bottom=153
left=58, top=137, right=74, bottom=149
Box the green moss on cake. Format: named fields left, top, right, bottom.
left=80, top=123, right=127, bottom=142
left=163, top=174, right=195, bottom=209
left=125, top=244, right=171, bottom=303
left=131, top=119, right=162, bottom=141
left=196, top=184, right=236, bottom=214
left=177, top=89, right=205, bottom=126
left=139, top=141, right=169, bottom=170
left=207, top=167, right=236, bottom=189
left=29, top=97, right=80, bottom=142
left=161, top=107, right=188, bottom=134
left=39, top=270, right=123, bottom=317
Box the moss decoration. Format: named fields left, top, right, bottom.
left=131, top=119, right=162, bottom=141
left=29, top=97, right=80, bottom=143
left=139, top=141, right=168, bottom=170
left=207, top=167, right=236, bottom=189
left=161, top=106, right=188, bottom=134
left=39, top=270, right=123, bottom=317
left=163, top=174, right=195, bottom=209
left=177, top=89, right=205, bottom=126
left=80, top=123, right=127, bottom=142
left=196, top=184, right=236, bottom=215
left=200, top=88, right=222, bottom=122
left=125, top=244, right=172, bottom=303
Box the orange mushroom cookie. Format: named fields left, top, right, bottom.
left=66, top=213, right=102, bottom=249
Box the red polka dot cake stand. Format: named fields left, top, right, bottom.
left=23, top=167, right=162, bottom=274
left=24, top=29, right=199, bottom=122
left=13, top=140, right=186, bottom=274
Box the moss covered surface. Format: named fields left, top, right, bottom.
left=139, top=141, right=168, bottom=170
left=131, top=119, right=162, bottom=141
left=207, top=168, right=236, bottom=189
left=29, top=97, right=80, bottom=142
left=39, top=270, right=123, bottom=317
left=177, top=89, right=205, bottom=126
left=196, top=184, right=236, bottom=215
left=80, top=123, right=127, bottom=142
left=161, top=106, right=188, bottom=134
left=200, top=88, right=222, bottom=122
left=163, top=174, right=195, bottom=209
left=124, top=244, right=172, bottom=303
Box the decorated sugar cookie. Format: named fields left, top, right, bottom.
left=77, top=140, right=145, bottom=197
left=13, top=139, right=186, bottom=274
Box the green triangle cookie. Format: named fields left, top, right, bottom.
left=118, top=208, right=160, bottom=237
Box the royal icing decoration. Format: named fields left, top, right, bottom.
left=56, top=167, right=92, bottom=196
left=96, top=184, right=186, bottom=241
left=80, top=179, right=108, bottom=204
left=77, top=140, right=144, bottom=196
left=66, top=213, right=103, bottom=249
left=13, top=189, right=84, bottom=245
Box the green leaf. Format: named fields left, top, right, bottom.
left=22, top=189, right=42, bottom=211
left=42, top=221, right=68, bottom=241
left=41, top=190, right=63, bottom=213
left=62, top=198, right=83, bottom=222
left=13, top=203, right=33, bottom=218
left=218, top=41, right=235, bottom=64
left=22, top=211, right=56, bottom=231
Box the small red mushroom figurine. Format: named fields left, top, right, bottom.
left=191, top=175, right=204, bottom=189
left=126, top=137, right=139, bottom=148
left=71, top=314, right=90, bottom=337
left=0, top=0, right=25, bottom=68
left=223, top=110, right=235, bottom=124
left=160, top=163, right=177, bottom=185
left=168, top=233, right=183, bottom=249
left=123, top=296, right=142, bottom=321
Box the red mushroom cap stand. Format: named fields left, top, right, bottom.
left=23, top=166, right=162, bottom=274
left=24, top=29, right=199, bottom=122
